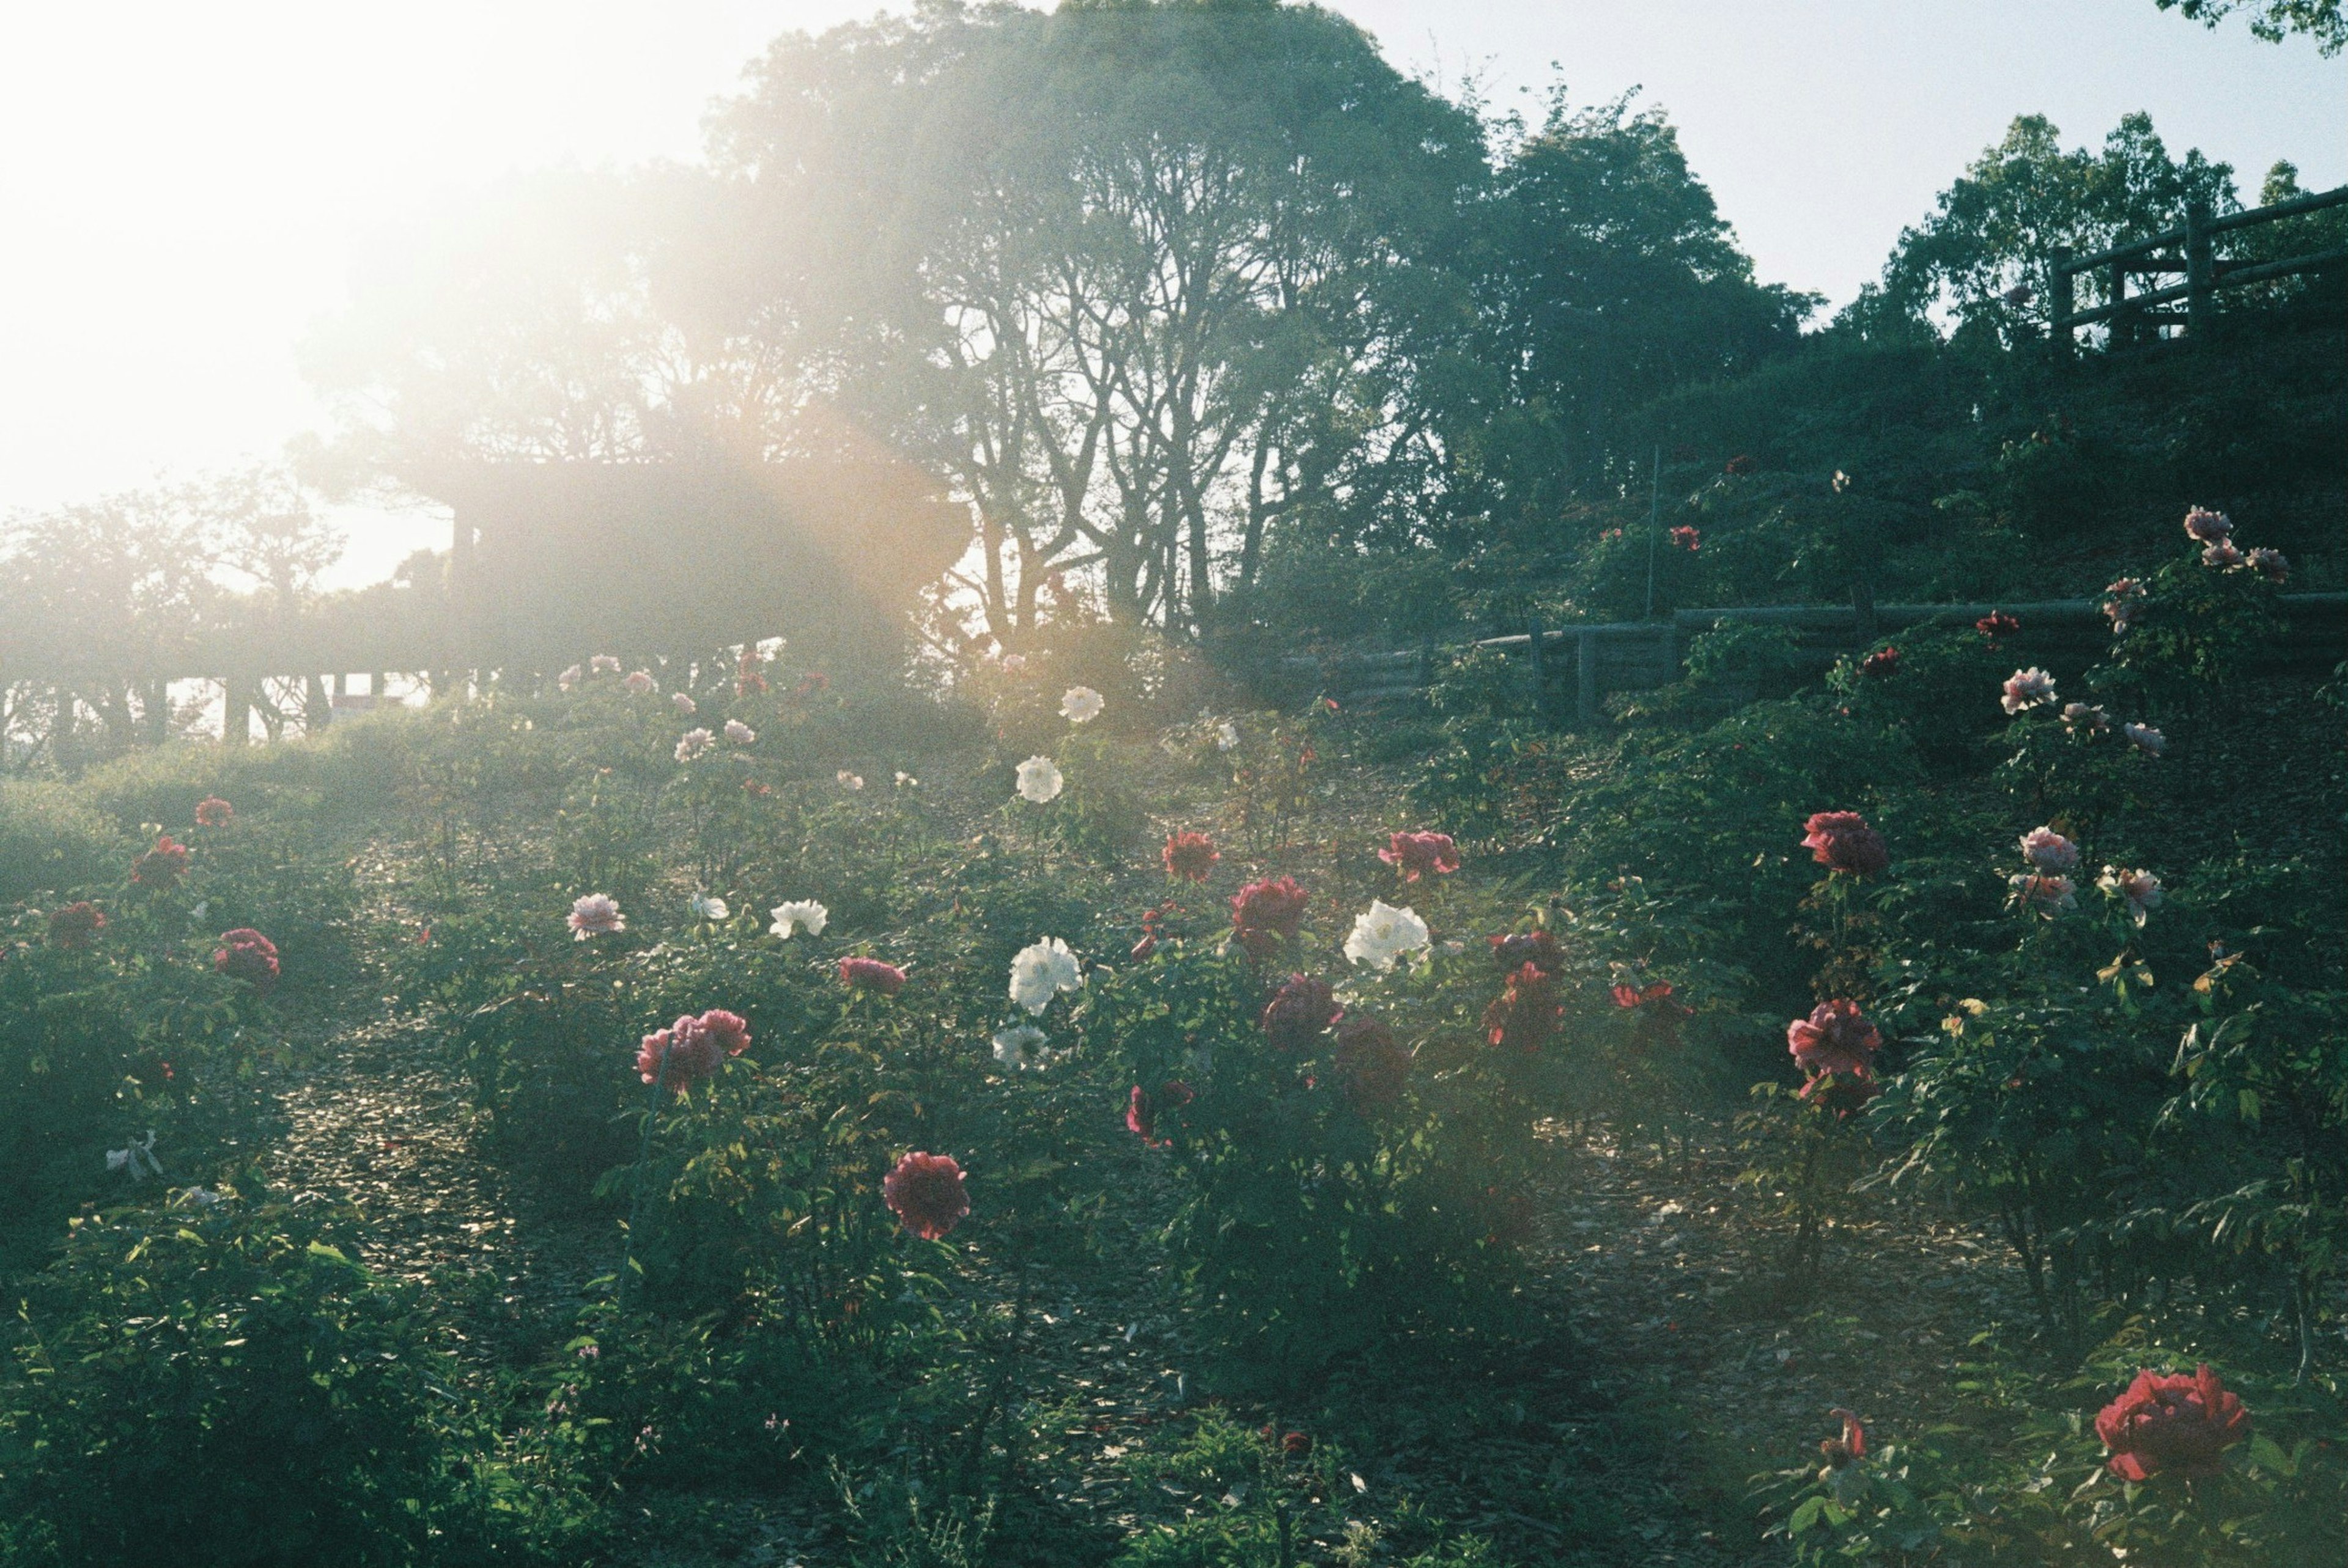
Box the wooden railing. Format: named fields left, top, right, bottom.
left=1269, top=594, right=2348, bottom=723
left=2050, top=184, right=2348, bottom=350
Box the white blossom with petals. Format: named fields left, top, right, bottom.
left=2097, top=866, right=2163, bottom=926
left=2124, top=723, right=2166, bottom=757
left=724, top=719, right=756, bottom=745
left=837, top=770, right=865, bottom=790
left=558, top=664, right=583, bottom=692
left=1343, top=900, right=1430, bottom=972
left=991, top=1023, right=1050, bottom=1070
left=2000, top=667, right=2056, bottom=715
left=2018, top=827, right=2079, bottom=871
left=624, top=670, right=657, bottom=694
left=1008, top=938, right=1084, bottom=1014
left=590, top=655, right=622, bottom=675
left=673, top=692, right=697, bottom=714
left=1015, top=756, right=1063, bottom=804
left=1060, top=686, right=1106, bottom=724
left=767, top=900, right=829, bottom=938
left=1214, top=721, right=1241, bottom=752
left=676, top=727, right=715, bottom=763
left=568, top=893, right=626, bottom=940
left=689, top=893, right=730, bottom=922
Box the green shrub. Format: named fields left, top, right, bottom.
left=0, top=781, right=119, bottom=903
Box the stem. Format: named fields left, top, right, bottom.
left=617, top=1041, right=673, bottom=1307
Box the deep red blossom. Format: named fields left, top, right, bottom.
left=1975, top=610, right=2021, bottom=641
left=1612, top=980, right=1679, bottom=1011
left=2095, top=1366, right=2250, bottom=1481
left=131, top=834, right=191, bottom=887
left=1787, top=999, right=1882, bottom=1077
left=1820, top=1409, right=1867, bottom=1468
left=1280, top=1431, right=1313, bottom=1458
left=838, top=957, right=907, bottom=995
left=1669, top=525, right=1701, bottom=553
left=1860, top=647, right=1900, bottom=677
left=1801, top=811, right=1889, bottom=877
left=1230, top=876, right=1310, bottom=962
left=213, top=928, right=279, bottom=994
left=193, top=797, right=234, bottom=828
left=1488, top=929, right=1563, bottom=972
left=1724, top=454, right=1756, bottom=476
left=1125, top=1080, right=1195, bottom=1148
left=1261, top=973, right=1340, bottom=1052
left=1378, top=830, right=1460, bottom=882
left=884, top=1150, right=970, bottom=1241
left=1483, top=962, right=1562, bottom=1052
left=635, top=1008, right=753, bottom=1088
left=48, top=901, right=105, bottom=950
left=1162, top=830, right=1219, bottom=882
left=1332, top=1014, right=1411, bottom=1111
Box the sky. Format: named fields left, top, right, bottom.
left=0, top=0, right=2338, bottom=586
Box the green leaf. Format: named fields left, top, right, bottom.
left=305, top=1240, right=351, bottom=1265
left=1787, top=1495, right=1827, bottom=1533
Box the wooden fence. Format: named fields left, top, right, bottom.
left=2051, top=183, right=2348, bottom=350
left=1267, top=594, right=2348, bottom=722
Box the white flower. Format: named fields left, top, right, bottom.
left=1214, top=721, right=1241, bottom=752
left=991, top=1023, right=1050, bottom=1070
left=838, top=770, right=865, bottom=790
left=895, top=771, right=919, bottom=788
left=624, top=670, right=657, bottom=694
left=590, top=655, right=622, bottom=675
left=171, top=1185, right=221, bottom=1209
left=689, top=893, right=730, bottom=922
left=190, top=900, right=209, bottom=921
left=568, top=893, right=626, bottom=940
left=106, top=1129, right=161, bottom=1180
left=558, top=663, right=583, bottom=692
left=676, top=727, right=715, bottom=762
left=725, top=719, right=756, bottom=745
left=2097, top=866, right=2163, bottom=926
left=2124, top=723, right=2165, bottom=757
left=1015, top=756, right=1063, bottom=804
left=768, top=900, right=829, bottom=938
left=1060, top=685, right=1106, bottom=724
left=673, top=692, right=697, bottom=714
left=1343, top=900, right=1431, bottom=972
left=1008, top=937, right=1084, bottom=1014
left=2000, top=667, right=2056, bottom=715
left=2018, top=827, right=2079, bottom=871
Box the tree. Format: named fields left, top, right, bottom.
left=2152, top=0, right=2346, bottom=54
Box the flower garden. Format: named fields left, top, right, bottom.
left=0, top=510, right=2339, bottom=1567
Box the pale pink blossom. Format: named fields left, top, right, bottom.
left=2061, top=702, right=2110, bottom=734
left=558, top=664, right=583, bottom=692
left=591, top=654, right=622, bottom=675
left=2201, top=540, right=2244, bottom=570
left=675, top=727, right=715, bottom=763
left=2018, top=827, right=2079, bottom=871
left=2098, top=866, right=2163, bottom=926
left=2245, top=547, right=2289, bottom=584
left=673, top=692, right=697, bottom=714
left=2124, top=723, right=2165, bottom=757
left=2001, top=667, right=2056, bottom=715
left=624, top=670, right=657, bottom=694
left=567, top=893, right=626, bottom=940
left=2008, top=872, right=2077, bottom=918
left=724, top=719, right=756, bottom=745
left=2181, top=507, right=2232, bottom=543
left=2103, top=578, right=2146, bottom=633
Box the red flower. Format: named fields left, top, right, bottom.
left=1483, top=962, right=1562, bottom=1052
left=1332, top=1014, right=1411, bottom=1110
left=1820, top=1408, right=1867, bottom=1467
left=1377, top=830, right=1460, bottom=882
left=131, top=834, right=191, bottom=887
left=2095, top=1366, right=2250, bottom=1481
left=193, top=797, right=234, bottom=828
left=1488, top=929, right=1563, bottom=972
left=1162, top=830, right=1219, bottom=882
left=48, top=901, right=105, bottom=950
left=1801, top=811, right=1889, bottom=877
left=1975, top=610, right=2021, bottom=641
left=1281, top=1431, right=1313, bottom=1458
left=1612, top=980, right=1678, bottom=1010
left=1669, top=525, right=1701, bottom=553
left=1230, top=876, right=1310, bottom=962
left=1787, top=999, right=1881, bottom=1078
left=884, top=1150, right=970, bottom=1241
left=1261, top=973, right=1340, bottom=1052
left=1860, top=647, right=1900, bottom=677
left=635, top=1008, right=751, bottom=1088
left=213, top=928, right=279, bottom=994
left=734, top=649, right=768, bottom=697
left=1126, top=1080, right=1194, bottom=1148
left=838, top=957, right=907, bottom=995
left=1724, top=454, right=1756, bottom=476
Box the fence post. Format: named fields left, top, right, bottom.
left=2051, top=248, right=2073, bottom=358
left=1576, top=630, right=1598, bottom=727
left=222, top=679, right=251, bottom=747
left=1524, top=616, right=1548, bottom=723
left=2108, top=256, right=2131, bottom=347
left=2185, top=201, right=2213, bottom=336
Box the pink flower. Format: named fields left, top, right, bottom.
left=723, top=719, right=756, bottom=745
left=1126, top=1080, right=1194, bottom=1147
left=2245, top=547, right=2289, bottom=584
left=883, top=1151, right=970, bottom=1240
left=2008, top=872, right=2077, bottom=917
left=635, top=1008, right=752, bottom=1088
left=2096, top=1366, right=2250, bottom=1481
left=2103, top=577, right=2146, bottom=633
left=2201, top=539, right=2243, bottom=570
left=590, top=655, right=622, bottom=675
left=1261, top=974, right=1340, bottom=1052
left=624, top=670, right=656, bottom=694
left=1230, top=876, right=1310, bottom=962
left=213, top=928, right=279, bottom=994
left=2124, top=723, right=2165, bottom=757
left=2181, top=507, right=2232, bottom=543
left=567, top=893, right=625, bottom=940
left=1860, top=647, right=1900, bottom=677
left=1669, top=525, right=1701, bottom=552
left=1488, top=929, right=1564, bottom=972
left=1331, top=1014, right=1411, bottom=1110
left=2018, top=826, right=2079, bottom=871
left=194, top=797, right=233, bottom=828
left=1378, top=830, right=1460, bottom=882
left=1162, top=831, right=1219, bottom=882
left=675, top=727, right=715, bottom=763
left=672, top=692, right=696, bottom=714
left=1801, top=811, right=1889, bottom=877
left=1787, top=999, right=1881, bottom=1078
left=2098, top=866, right=2163, bottom=926
left=131, top=834, right=191, bottom=887
left=1976, top=611, right=2021, bottom=641
left=2001, top=667, right=2056, bottom=715
left=48, top=901, right=105, bottom=949
left=2061, top=702, right=2110, bottom=735
left=838, top=957, right=907, bottom=995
